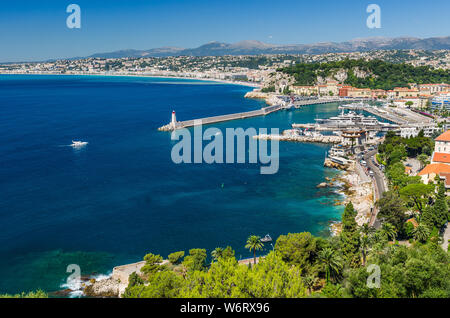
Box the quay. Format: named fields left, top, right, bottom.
left=253, top=133, right=341, bottom=144
left=158, top=97, right=347, bottom=131
left=339, top=104, right=433, bottom=125
left=292, top=123, right=395, bottom=132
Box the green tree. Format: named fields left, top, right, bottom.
left=359, top=234, right=371, bottom=266
left=340, top=202, right=361, bottom=267
left=417, top=153, right=429, bottom=169
left=275, top=232, right=317, bottom=273
left=182, top=249, right=207, bottom=272
left=380, top=223, right=397, bottom=241
left=124, top=271, right=185, bottom=298
left=245, top=235, right=264, bottom=265
left=303, top=275, right=318, bottom=296
left=141, top=253, right=166, bottom=276
left=221, top=246, right=236, bottom=260
left=318, top=247, right=343, bottom=283
left=412, top=223, right=431, bottom=243
left=399, top=183, right=434, bottom=213
left=376, top=191, right=406, bottom=229
left=168, top=251, right=185, bottom=265
left=211, top=248, right=224, bottom=262
left=432, top=182, right=449, bottom=228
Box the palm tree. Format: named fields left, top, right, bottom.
left=412, top=223, right=431, bottom=243
left=417, top=154, right=429, bottom=169
left=360, top=235, right=370, bottom=266
left=380, top=223, right=397, bottom=242
left=360, top=223, right=375, bottom=236
left=318, top=247, right=343, bottom=283
left=302, top=275, right=318, bottom=296
left=211, top=247, right=223, bottom=262
left=245, top=235, right=263, bottom=265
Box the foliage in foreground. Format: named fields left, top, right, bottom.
left=0, top=290, right=48, bottom=298
left=123, top=209, right=449, bottom=298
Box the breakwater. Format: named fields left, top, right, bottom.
left=158, top=105, right=282, bottom=131
left=158, top=96, right=348, bottom=131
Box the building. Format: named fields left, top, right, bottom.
left=418, top=83, right=450, bottom=95
left=434, top=130, right=450, bottom=154
left=292, top=85, right=318, bottom=96
left=346, top=87, right=372, bottom=98
left=392, top=87, right=419, bottom=98
left=418, top=130, right=450, bottom=187
left=431, top=93, right=450, bottom=111
left=399, top=125, right=440, bottom=138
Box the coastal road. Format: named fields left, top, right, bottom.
left=363, top=149, right=387, bottom=227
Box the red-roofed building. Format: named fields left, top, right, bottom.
left=432, top=152, right=450, bottom=164
left=419, top=130, right=450, bottom=187
left=418, top=163, right=450, bottom=184
left=435, top=130, right=450, bottom=143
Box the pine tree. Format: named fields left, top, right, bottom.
left=340, top=202, right=361, bottom=267
left=432, top=182, right=449, bottom=229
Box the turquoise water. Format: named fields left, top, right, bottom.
left=0, top=75, right=344, bottom=294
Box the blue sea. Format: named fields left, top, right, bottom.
left=0, top=75, right=345, bottom=294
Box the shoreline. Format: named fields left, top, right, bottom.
left=326, top=161, right=375, bottom=236
left=1, top=74, right=356, bottom=297
left=0, top=72, right=262, bottom=88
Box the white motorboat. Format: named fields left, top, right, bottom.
left=71, top=140, right=88, bottom=148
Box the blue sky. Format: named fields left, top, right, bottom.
left=0, top=0, right=449, bottom=62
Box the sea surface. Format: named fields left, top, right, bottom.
left=0, top=75, right=345, bottom=294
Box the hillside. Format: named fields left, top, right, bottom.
left=280, top=59, right=450, bottom=90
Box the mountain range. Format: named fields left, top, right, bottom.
left=87, top=36, right=450, bottom=59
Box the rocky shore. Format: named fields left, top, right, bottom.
left=323, top=161, right=374, bottom=236
left=244, top=91, right=281, bottom=106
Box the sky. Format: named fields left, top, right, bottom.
left=0, top=0, right=449, bottom=62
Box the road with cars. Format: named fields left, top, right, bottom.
left=361, top=147, right=387, bottom=227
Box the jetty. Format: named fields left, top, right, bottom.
left=158, top=105, right=281, bottom=131
left=158, top=97, right=347, bottom=131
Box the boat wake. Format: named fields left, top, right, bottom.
left=59, top=140, right=88, bottom=149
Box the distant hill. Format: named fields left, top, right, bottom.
left=87, top=36, right=450, bottom=58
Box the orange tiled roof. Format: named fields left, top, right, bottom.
left=432, top=153, right=450, bottom=164
left=435, top=130, right=450, bottom=142
left=439, top=172, right=450, bottom=187
left=418, top=163, right=450, bottom=175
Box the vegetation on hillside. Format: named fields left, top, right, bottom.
left=280, top=59, right=450, bottom=90
left=120, top=131, right=449, bottom=299
left=122, top=203, right=449, bottom=298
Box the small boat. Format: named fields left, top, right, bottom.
left=71, top=140, right=88, bottom=148
left=260, top=234, right=272, bottom=243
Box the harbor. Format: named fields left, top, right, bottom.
left=158, top=97, right=347, bottom=131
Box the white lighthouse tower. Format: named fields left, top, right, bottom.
left=170, top=110, right=177, bottom=130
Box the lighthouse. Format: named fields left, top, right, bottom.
left=170, top=110, right=177, bottom=129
